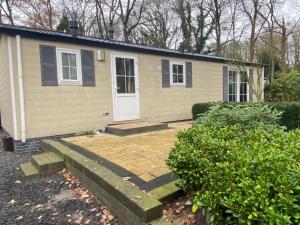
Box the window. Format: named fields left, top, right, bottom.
left=170, top=62, right=185, bottom=85
left=115, top=57, right=135, bottom=94
left=57, top=49, right=82, bottom=85
left=228, top=70, right=249, bottom=102
left=229, top=70, right=237, bottom=102
left=239, top=71, right=248, bottom=102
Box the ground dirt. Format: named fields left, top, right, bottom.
left=0, top=149, right=119, bottom=225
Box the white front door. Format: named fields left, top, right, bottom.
left=111, top=53, right=140, bottom=121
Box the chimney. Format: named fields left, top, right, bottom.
left=108, top=23, right=114, bottom=40
left=69, top=20, right=79, bottom=37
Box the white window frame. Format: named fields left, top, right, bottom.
left=228, top=69, right=249, bottom=102
left=170, top=61, right=186, bottom=86
left=56, top=48, right=82, bottom=85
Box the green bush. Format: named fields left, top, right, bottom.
left=167, top=125, right=300, bottom=225
left=269, top=102, right=300, bottom=131
left=192, top=102, right=215, bottom=120
left=265, top=71, right=300, bottom=102
left=192, top=102, right=300, bottom=130
left=196, top=103, right=283, bottom=131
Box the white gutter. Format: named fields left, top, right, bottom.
left=16, top=35, right=26, bottom=143
left=7, top=36, right=18, bottom=140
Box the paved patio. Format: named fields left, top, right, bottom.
left=62, top=121, right=191, bottom=184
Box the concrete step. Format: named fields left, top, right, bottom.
left=20, top=162, right=39, bottom=180
left=106, top=122, right=169, bottom=136
left=31, top=152, right=64, bottom=175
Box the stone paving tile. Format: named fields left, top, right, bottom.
left=63, top=121, right=192, bottom=182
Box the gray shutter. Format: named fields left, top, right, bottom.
left=162, top=59, right=170, bottom=88
left=40, top=45, right=58, bottom=86
left=248, top=68, right=254, bottom=101
left=81, top=50, right=95, bottom=87
left=186, top=62, right=192, bottom=88
left=223, top=66, right=229, bottom=102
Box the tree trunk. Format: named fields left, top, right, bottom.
left=280, top=18, right=287, bottom=73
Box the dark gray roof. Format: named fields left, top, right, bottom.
left=0, top=24, right=254, bottom=65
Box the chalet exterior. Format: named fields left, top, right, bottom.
left=0, top=24, right=262, bottom=152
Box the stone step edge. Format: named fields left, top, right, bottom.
left=106, top=123, right=169, bottom=136
left=20, top=162, right=39, bottom=180
left=31, top=152, right=65, bottom=175
left=40, top=139, right=163, bottom=224
left=149, top=180, right=183, bottom=202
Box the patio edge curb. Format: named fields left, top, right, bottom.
left=40, top=139, right=163, bottom=225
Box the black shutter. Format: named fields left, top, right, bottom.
left=248, top=68, right=254, bottom=101
left=223, top=66, right=229, bottom=102
left=186, top=62, right=192, bottom=88
left=40, top=45, right=58, bottom=86
left=161, top=59, right=170, bottom=88
left=81, top=50, right=95, bottom=87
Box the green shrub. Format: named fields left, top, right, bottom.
left=192, top=102, right=215, bottom=120
left=192, top=102, right=300, bottom=130
left=167, top=125, right=300, bottom=225
left=196, top=103, right=283, bottom=131
left=265, top=71, right=300, bottom=102
left=269, top=102, right=300, bottom=131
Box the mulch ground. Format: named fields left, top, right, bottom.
left=0, top=149, right=120, bottom=225
left=163, top=196, right=197, bottom=225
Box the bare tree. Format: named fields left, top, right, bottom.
left=118, top=0, right=145, bottom=42
left=241, top=0, right=268, bottom=62
left=208, top=0, right=229, bottom=56
left=275, top=17, right=300, bottom=73
left=95, top=0, right=119, bottom=38
left=16, top=0, right=58, bottom=30
left=134, top=0, right=179, bottom=48
left=0, top=0, right=15, bottom=24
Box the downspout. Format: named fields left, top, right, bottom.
left=7, top=36, right=18, bottom=140
left=16, top=35, right=26, bottom=143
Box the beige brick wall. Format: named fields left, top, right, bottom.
left=11, top=37, right=261, bottom=139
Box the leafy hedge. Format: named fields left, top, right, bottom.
left=264, top=71, right=300, bottom=102
left=196, top=103, right=282, bottom=131
left=192, top=102, right=300, bottom=130
left=167, top=125, right=300, bottom=225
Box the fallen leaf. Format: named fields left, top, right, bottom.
left=107, top=215, right=114, bottom=221
left=38, top=215, right=43, bottom=220
left=85, top=219, right=91, bottom=224
left=185, top=200, right=192, bottom=206
left=122, top=176, right=131, bottom=181
left=8, top=199, right=16, bottom=205
left=16, top=215, right=23, bottom=220
left=90, top=208, right=98, bottom=212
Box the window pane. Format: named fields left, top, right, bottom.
left=62, top=53, right=69, bottom=67
left=69, top=54, right=77, bottom=67
left=117, top=76, right=126, bottom=93
left=62, top=67, right=69, bottom=79
left=240, top=95, right=247, bottom=102
left=177, top=65, right=183, bottom=74
left=116, top=58, right=125, bottom=75
left=70, top=67, right=77, bottom=80
left=173, top=65, right=177, bottom=74
left=126, top=77, right=135, bottom=93
left=173, top=74, right=178, bottom=83
left=125, top=58, right=134, bottom=76
left=229, top=95, right=236, bottom=102
left=229, top=83, right=236, bottom=94
left=178, top=75, right=183, bottom=83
